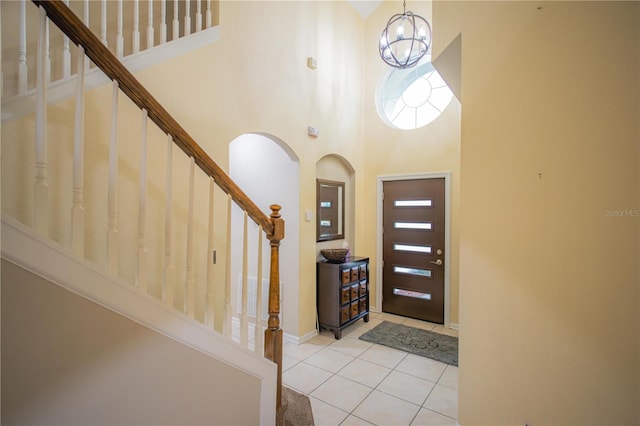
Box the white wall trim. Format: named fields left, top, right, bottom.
left=376, top=172, right=452, bottom=328
left=2, top=26, right=221, bottom=123
left=1, top=215, right=276, bottom=425
left=285, top=329, right=318, bottom=344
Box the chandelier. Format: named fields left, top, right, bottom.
left=379, top=0, right=431, bottom=69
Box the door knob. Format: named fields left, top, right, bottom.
left=430, top=259, right=443, bottom=266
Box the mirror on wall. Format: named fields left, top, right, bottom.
left=316, top=179, right=345, bottom=242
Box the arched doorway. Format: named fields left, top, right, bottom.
left=230, top=133, right=300, bottom=337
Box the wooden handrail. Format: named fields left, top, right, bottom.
left=32, top=0, right=286, bottom=414
left=32, top=0, right=274, bottom=236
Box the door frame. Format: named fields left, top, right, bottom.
left=375, top=172, right=452, bottom=328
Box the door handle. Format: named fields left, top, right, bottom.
left=430, top=259, right=443, bottom=266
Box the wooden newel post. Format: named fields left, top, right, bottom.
left=265, top=204, right=284, bottom=412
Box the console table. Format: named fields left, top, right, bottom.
left=317, top=256, right=369, bottom=339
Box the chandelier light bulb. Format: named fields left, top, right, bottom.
left=396, top=24, right=404, bottom=39
left=418, top=25, right=427, bottom=39
left=380, top=34, right=389, bottom=48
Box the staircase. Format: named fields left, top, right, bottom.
left=1, top=1, right=285, bottom=424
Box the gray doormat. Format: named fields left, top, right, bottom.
left=359, top=321, right=458, bottom=366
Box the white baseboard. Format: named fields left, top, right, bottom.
left=229, top=316, right=317, bottom=347
left=284, top=329, right=318, bottom=344
left=1, top=215, right=275, bottom=425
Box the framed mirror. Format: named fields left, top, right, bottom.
left=316, top=179, right=345, bottom=242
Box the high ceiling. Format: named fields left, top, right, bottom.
left=347, top=0, right=383, bottom=18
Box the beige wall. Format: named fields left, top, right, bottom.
left=362, top=0, right=462, bottom=324
left=135, top=0, right=367, bottom=337
left=2, top=1, right=367, bottom=338
left=316, top=154, right=355, bottom=257
left=433, top=1, right=639, bottom=424
left=1, top=259, right=261, bottom=425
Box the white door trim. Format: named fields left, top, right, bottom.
left=376, top=172, right=452, bottom=328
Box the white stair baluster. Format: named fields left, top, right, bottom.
left=254, top=226, right=263, bottom=354
left=133, top=0, right=140, bottom=54
left=223, top=194, right=232, bottom=337
left=83, top=0, right=90, bottom=71
left=172, top=0, right=179, bottom=41
left=184, top=0, right=191, bottom=36
left=44, top=16, right=50, bottom=84
left=100, top=0, right=107, bottom=46
left=196, top=0, right=202, bottom=32
left=160, top=0, right=167, bottom=45
left=206, top=0, right=212, bottom=29
left=107, top=80, right=119, bottom=276
left=186, top=157, right=196, bottom=317
left=137, top=109, right=149, bottom=292
left=240, top=211, right=249, bottom=347
left=147, top=0, right=154, bottom=49
left=206, top=176, right=215, bottom=328
left=34, top=6, right=49, bottom=236
left=18, top=0, right=28, bottom=93
left=116, top=0, right=124, bottom=57
left=164, top=135, right=174, bottom=307
left=62, top=0, right=71, bottom=78
left=71, top=48, right=86, bottom=256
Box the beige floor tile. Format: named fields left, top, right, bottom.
left=338, top=358, right=392, bottom=388
left=328, top=336, right=373, bottom=358
left=378, top=312, right=407, bottom=323
left=411, top=408, right=457, bottom=426
left=309, top=333, right=339, bottom=347
left=437, top=365, right=458, bottom=390
left=291, top=313, right=458, bottom=426
left=359, top=344, right=408, bottom=369
left=431, top=325, right=458, bottom=338
left=423, top=384, right=458, bottom=420
left=395, top=354, right=447, bottom=383
left=341, top=415, right=375, bottom=425
left=282, top=354, right=299, bottom=372
left=308, top=396, right=349, bottom=426
left=377, top=370, right=436, bottom=406
left=282, top=362, right=332, bottom=394
left=358, top=317, right=383, bottom=330
left=342, top=324, right=370, bottom=339
left=352, top=390, right=421, bottom=426
left=283, top=341, right=324, bottom=361
left=305, top=348, right=355, bottom=374
left=311, top=375, right=372, bottom=413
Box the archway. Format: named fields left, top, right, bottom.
left=229, top=133, right=300, bottom=338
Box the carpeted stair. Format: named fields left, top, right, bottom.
left=277, top=387, right=315, bottom=426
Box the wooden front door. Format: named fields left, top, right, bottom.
left=382, top=178, right=445, bottom=323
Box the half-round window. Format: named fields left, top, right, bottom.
left=376, top=57, right=453, bottom=130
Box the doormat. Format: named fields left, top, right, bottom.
left=359, top=321, right=458, bottom=366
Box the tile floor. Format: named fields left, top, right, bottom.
left=282, top=312, right=459, bottom=426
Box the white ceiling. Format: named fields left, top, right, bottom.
left=347, top=0, right=383, bottom=18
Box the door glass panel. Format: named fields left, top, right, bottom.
left=393, top=266, right=432, bottom=278
left=394, top=222, right=432, bottom=230
left=393, top=243, right=432, bottom=253
left=320, top=201, right=332, bottom=208
left=394, top=199, right=432, bottom=207
left=393, top=288, right=432, bottom=300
